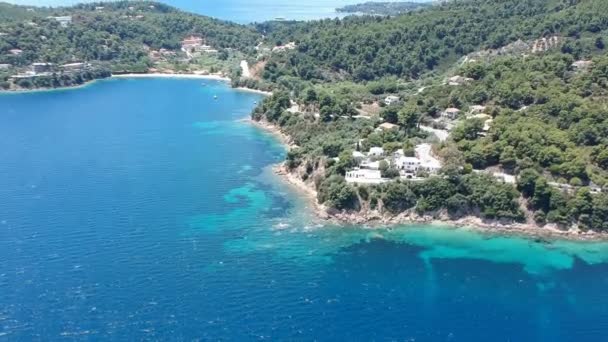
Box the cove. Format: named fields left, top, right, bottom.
left=2, top=78, right=608, bottom=340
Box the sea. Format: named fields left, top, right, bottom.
left=2, top=78, right=608, bottom=340
left=4, top=0, right=429, bottom=23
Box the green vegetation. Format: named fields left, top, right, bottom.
left=3, top=0, right=608, bottom=231
left=259, top=0, right=608, bottom=82
left=336, top=2, right=431, bottom=16
left=11, top=68, right=111, bottom=89
left=252, top=0, right=608, bottom=231
left=0, top=1, right=260, bottom=89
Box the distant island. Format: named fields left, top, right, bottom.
left=336, top=2, right=432, bottom=16
left=2, top=0, right=608, bottom=238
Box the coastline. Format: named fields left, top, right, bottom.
left=111, top=72, right=231, bottom=82
left=0, top=77, right=104, bottom=94
left=234, top=87, right=273, bottom=96
left=249, top=118, right=608, bottom=242
left=245, top=118, right=294, bottom=149
left=1, top=72, right=272, bottom=95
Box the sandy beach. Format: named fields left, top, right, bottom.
left=112, top=73, right=231, bottom=82
left=235, top=87, right=273, bottom=96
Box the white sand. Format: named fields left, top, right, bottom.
left=112, top=73, right=230, bottom=82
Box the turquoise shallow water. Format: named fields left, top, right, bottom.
left=2, top=78, right=608, bottom=340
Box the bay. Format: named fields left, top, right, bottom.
left=3, top=0, right=429, bottom=23
left=2, top=78, right=608, bottom=340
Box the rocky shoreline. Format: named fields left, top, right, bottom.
left=248, top=118, right=608, bottom=242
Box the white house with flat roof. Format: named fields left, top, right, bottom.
left=384, top=95, right=400, bottom=106
left=447, top=75, right=473, bottom=86
left=394, top=156, right=421, bottom=172
left=50, top=16, right=72, bottom=27
left=469, top=105, right=486, bottom=114
left=346, top=169, right=385, bottom=184
left=368, top=147, right=384, bottom=157
left=377, top=122, right=399, bottom=131
left=61, top=62, right=86, bottom=71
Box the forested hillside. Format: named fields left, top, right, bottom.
left=252, top=0, right=608, bottom=232
left=260, top=0, right=608, bottom=82
left=0, top=1, right=260, bottom=86
left=336, top=2, right=431, bottom=16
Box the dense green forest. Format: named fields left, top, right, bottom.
left=259, top=0, right=608, bottom=82
left=336, top=2, right=431, bottom=16
left=251, top=0, right=608, bottom=231
left=0, top=1, right=260, bottom=88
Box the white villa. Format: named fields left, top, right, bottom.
left=50, top=16, right=72, bottom=27
left=368, top=147, right=384, bottom=157
left=272, top=42, right=297, bottom=53
left=345, top=144, right=442, bottom=184
left=384, top=95, right=400, bottom=106
left=572, top=60, right=593, bottom=70
left=394, top=156, right=421, bottom=172
left=447, top=75, right=473, bottom=86
left=377, top=122, right=399, bottom=131
left=392, top=143, right=441, bottom=177
left=345, top=169, right=385, bottom=184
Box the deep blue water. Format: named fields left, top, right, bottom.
left=3, top=78, right=608, bottom=340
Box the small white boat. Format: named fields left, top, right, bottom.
left=214, top=95, right=218, bottom=99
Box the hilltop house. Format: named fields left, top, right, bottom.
left=394, top=156, right=421, bottom=172
left=32, top=63, right=53, bottom=74
left=50, top=16, right=72, bottom=27
left=392, top=143, right=441, bottom=177
left=447, top=75, right=473, bottom=86
left=376, top=122, right=399, bottom=132
left=272, top=42, right=296, bottom=53
left=61, top=62, right=88, bottom=72
left=572, top=60, right=593, bottom=71
left=441, top=107, right=461, bottom=120
left=469, top=105, right=486, bottom=115
left=384, top=95, right=400, bottom=106
left=181, top=35, right=204, bottom=51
